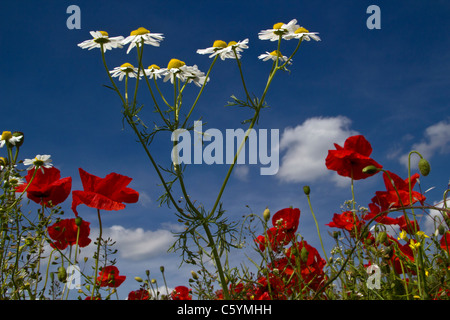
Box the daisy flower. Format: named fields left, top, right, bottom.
left=258, top=19, right=300, bottom=41
left=77, top=31, right=124, bottom=52
left=0, top=131, right=23, bottom=148
left=197, top=39, right=249, bottom=60
left=121, top=27, right=164, bottom=54
left=258, top=50, right=291, bottom=64
left=144, top=64, right=165, bottom=79
left=109, top=63, right=141, bottom=81
left=286, top=26, right=321, bottom=41
left=23, top=155, right=53, bottom=172
left=161, top=59, right=209, bottom=87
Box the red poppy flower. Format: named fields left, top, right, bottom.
left=255, top=208, right=301, bottom=252
left=71, top=168, right=139, bottom=216
left=325, top=135, right=382, bottom=180
left=171, top=286, right=192, bottom=300
left=272, top=207, right=300, bottom=233
left=327, top=211, right=365, bottom=236
left=363, top=202, right=400, bottom=225
left=16, top=167, right=72, bottom=207
left=128, top=289, right=150, bottom=300
left=372, top=171, right=426, bottom=209
left=255, top=226, right=295, bottom=252
left=97, top=265, right=126, bottom=288
left=47, top=218, right=91, bottom=250
left=440, top=231, right=450, bottom=253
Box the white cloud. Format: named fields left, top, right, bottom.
left=84, top=225, right=176, bottom=261
left=277, top=116, right=358, bottom=185
left=399, top=119, right=450, bottom=168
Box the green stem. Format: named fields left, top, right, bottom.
left=91, top=209, right=103, bottom=299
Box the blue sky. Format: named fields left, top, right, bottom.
left=2, top=0, right=450, bottom=299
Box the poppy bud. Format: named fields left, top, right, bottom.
left=303, top=185, right=310, bottom=195
left=74, top=217, right=83, bottom=226
left=134, top=276, right=143, bottom=282
left=160, top=266, right=165, bottom=273
left=438, top=224, right=446, bottom=236
left=376, top=231, right=387, bottom=245
left=300, top=246, right=309, bottom=263
left=263, top=207, right=270, bottom=222
left=362, top=165, right=380, bottom=175
left=418, top=158, right=431, bottom=176
left=57, top=266, right=67, bottom=282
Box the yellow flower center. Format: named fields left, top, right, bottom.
left=295, top=27, right=310, bottom=33
left=273, top=22, right=284, bottom=29
left=269, top=50, right=283, bottom=57
left=167, top=58, right=186, bottom=69
left=130, top=27, right=150, bottom=36
left=94, top=31, right=110, bottom=44
left=1, top=131, right=12, bottom=141
left=227, top=41, right=238, bottom=47
left=212, top=40, right=227, bottom=48
left=120, top=63, right=135, bottom=72
left=148, top=64, right=160, bottom=70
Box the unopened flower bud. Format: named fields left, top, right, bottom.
left=160, top=266, right=165, bottom=273
left=303, top=185, right=310, bottom=195
left=74, top=217, right=83, bottom=226
left=362, top=165, right=380, bottom=175
left=57, top=266, right=67, bottom=282
left=300, top=246, right=309, bottom=263
left=418, top=158, right=431, bottom=176
left=191, top=270, right=199, bottom=280
left=438, top=224, right=446, bottom=236
left=134, top=276, right=143, bottom=282
left=376, top=231, right=387, bottom=245
left=263, top=207, right=270, bottom=222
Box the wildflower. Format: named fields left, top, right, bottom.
left=128, top=288, right=150, bottom=300
left=71, top=168, right=139, bottom=216
left=109, top=62, right=141, bottom=81
left=327, top=211, right=364, bottom=236
left=171, top=286, right=192, bottom=300
left=326, top=135, right=382, bottom=180
left=397, top=215, right=420, bottom=235
left=258, top=50, right=291, bottom=64
left=144, top=64, right=164, bottom=79
left=197, top=39, right=249, bottom=60
left=285, top=26, right=321, bottom=41
left=77, top=31, right=124, bottom=52
left=371, top=171, right=426, bottom=209
left=15, top=166, right=72, bottom=207
left=0, top=131, right=23, bottom=148
left=47, top=218, right=91, bottom=250
left=97, top=266, right=126, bottom=288
left=23, top=155, right=53, bottom=172
left=398, top=230, right=408, bottom=241
left=161, top=59, right=209, bottom=87
left=258, top=19, right=300, bottom=41
left=121, top=27, right=164, bottom=54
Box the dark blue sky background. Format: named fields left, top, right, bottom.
left=1, top=0, right=450, bottom=298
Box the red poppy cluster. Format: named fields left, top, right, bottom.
left=251, top=207, right=326, bottom=299
left=16, top=165, right=140, bottom=292
left=325, top=135, right=450, bottom=281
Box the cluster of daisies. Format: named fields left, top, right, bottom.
left=77, top=19, right=320, bottom=86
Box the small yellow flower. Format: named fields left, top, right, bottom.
left=415, top=231, right=429, bottom=239
left=409, top=239, right=421, bottom=251
left=398, top=230, right=408, bottom=241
